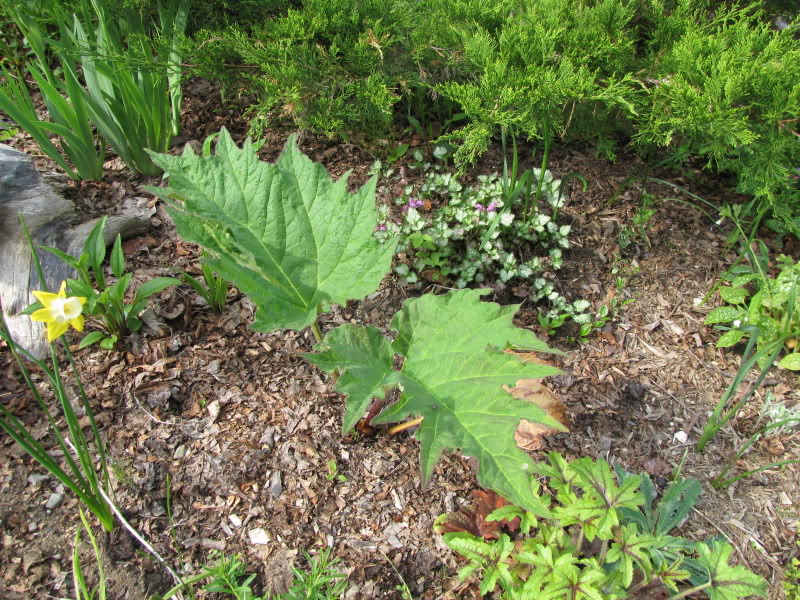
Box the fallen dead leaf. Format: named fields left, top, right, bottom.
left=504, top=351, right=569, bottom=451
left=507, top=379, right=570, bottom=451
left=435, top=489, right=519, bottom=540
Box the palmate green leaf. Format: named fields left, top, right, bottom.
left=605, top=523, right=655, bottom=587
left=696, top=542, right=767, bottom=600
left=147, top=128, right=397, bottom=332
left=307, top=289, right=565, bottom=515
left=559, top=458, right=644, bottom=541
left=616, top=469, right=701, bottom=538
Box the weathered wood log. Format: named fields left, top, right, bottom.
left=0, top=144, right=152, bottom=358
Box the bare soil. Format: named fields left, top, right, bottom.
left=1, top=80, right=798, bottom=600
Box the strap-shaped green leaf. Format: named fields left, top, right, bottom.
left=307, top=289, right=565, bottom=515
left=147, top=129, right=397, bottom=332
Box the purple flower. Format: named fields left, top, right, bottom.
left=487, top=201, right=498, bottom=212
left=403, top=198, right=424, bottom=212
left=475, top=203, right=485, bottom=212
left=376, top=224, right=387, bottom=231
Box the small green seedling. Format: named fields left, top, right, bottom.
left=326, top=460, right=347, bottom=483
left=181, top=251, right=229, bottom=312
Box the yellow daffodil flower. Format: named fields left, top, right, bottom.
left=30, top=281, right=87, bottom=341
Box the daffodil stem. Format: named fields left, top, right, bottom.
left=63, top=338, right=114, bottom=505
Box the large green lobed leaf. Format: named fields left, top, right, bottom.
left=307, top=289, right=566, bottom=515
left=146, top=129, right=397, bottom=332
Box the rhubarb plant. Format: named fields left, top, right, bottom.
left=306, top=289, right=566, bottom=515
left=147, top=129, right=398, bottom=333
left=438, top=453, right=767, bottom=600
left=147, top=131, right=566, bottom=514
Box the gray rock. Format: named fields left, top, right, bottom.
left=45, top=492, right=64, bottom=510
left=0, top=145, right=151, bottom=358
left=268, top=471, right=283, bottom=499
left=27, top=474, right=49, bottom=486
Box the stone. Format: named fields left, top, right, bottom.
left=268, top=471, right=283, bottom=499
left=27, top=474, right=49, bottom=486
left=45, top=492, right=64, bottom=510
left=248, top=528, right=270, bottom=545
left=0, top=145, right=152, bottom=358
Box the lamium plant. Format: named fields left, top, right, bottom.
left=376, top=161, right=590, bottom=324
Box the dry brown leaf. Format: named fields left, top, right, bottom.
left=508, top=380, right=569, bottom=451
left=436, top=489, right=519, bottom=540
left=512, top=351, right=554, bottom=367
left=502, top=351, right=569, bottom=451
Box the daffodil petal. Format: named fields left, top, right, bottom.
left=69, top=315, right=85, bottom=332
left=32, top=290, right=58, bottom=306
left=47, top=320, right=68, bottom=341
left=57, top=281, right=67, bottom=296
left=31, top=307, right=57, bottom=322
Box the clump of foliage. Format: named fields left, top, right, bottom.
left=636, top=2, right=800, bottom=229
left=430, top=0, right=641, bottom=165
left=180, top=250, right=230, bottom=312
left=376, top=162, right=589, bottom=322
left=188, top=0, right=411, bottom=139
left=29, top=217, right=179, bottom=349
left=0, top=0, right=190, bottom=177
left=437, top=453, right=767, bottom=600
left=705, top=251, right=800, bottom=370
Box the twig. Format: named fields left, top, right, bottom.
left=388, top=417, right=423, bottom=435
left=132, top=392, right=177, bottom=426
left=727, top=518, right=784, bottom=571
left=98, top=487, right=186, bottom=598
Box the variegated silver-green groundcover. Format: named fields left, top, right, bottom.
left=307, top=289, right=566, bottom=516
left=147, top=128, right=398, bottom=332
